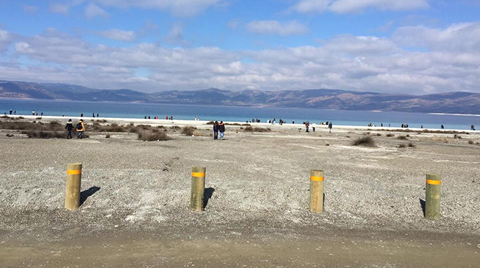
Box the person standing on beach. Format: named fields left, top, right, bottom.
left=312, top=122, right=316, bottom=132
left=65, top=119, right=74, bottom=139
left=76, top=119, right=85, bottom=139
left=213, top=121, right=219, bottom=140
left=471, top=125, right=475, bottom=131
left=328, top=122, right=333, bottom=133
left=218, top=121, right=225, bottom=139
left=305, top=122, right=309, bottom=132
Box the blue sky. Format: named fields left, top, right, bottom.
left=1, top=0, right=480, bottom=94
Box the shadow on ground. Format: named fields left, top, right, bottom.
left=80, top=186, right=101, bottom=206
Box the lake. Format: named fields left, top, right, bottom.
left=1, top=99, right=479, bottom=130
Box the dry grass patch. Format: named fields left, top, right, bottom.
left=181, top=126, right=196, bottom=136
left=138, top=130, right=171, bottom=141
left=352, top=136, right=376, bottom=147
left=244, top=126, right=271, bottom=132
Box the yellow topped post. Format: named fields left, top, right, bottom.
left=310, top=170, right=324, bottom=213
left=65, top=163, right=82, bottom=210
left=190, top=166, right=206, bottom=211
left=425, top=173, right=441, bottom=220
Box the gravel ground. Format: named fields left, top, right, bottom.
left=1, top=117, right=479, bottom=267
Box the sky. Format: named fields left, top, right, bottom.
left=0, top=0, right=480, bottom=95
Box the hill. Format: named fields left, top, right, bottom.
left=1, top=80, right=479, bottom=114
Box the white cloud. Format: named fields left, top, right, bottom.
left=292, top=0, right=429, bottom=14
left=247, top=20, right=308, bottom=36
left=0, top=30, right=12, bottom=51
left=49, top=0, right=85, bottom=15
left=5, top=22, right=480, bottom=94
left=85, top=3, right=110, bottom=18
left=49, top=3, right=71, bottom=15
left=165, top=23, right=186, bottom=45
left=227, top=19, right=241, bottom=29
left=23, top=5, right=39, bottom=15
left=98, top=29, right=135, bottom=41
left=91, top=0, right=223, bottom=17
left=323, top=35, right=398, bottom=55
left=393, top=22, right=480, bottom=52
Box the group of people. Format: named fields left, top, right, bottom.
left=143, top=115, right=174, bottom=120
left=212, top=121, right=225, bottom=140
left=305, top=121, right=333, bottom=133
left=65, top=119, right=85, bottom=139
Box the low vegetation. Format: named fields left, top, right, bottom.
left=352, top=136, right=375, bottom=147
left=244, top=126, right=271, bottom=132
left=181, top=126, right=196, bottom=136
left=138, top=130, right=170, bottom=141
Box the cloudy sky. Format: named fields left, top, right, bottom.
left=0, top=0, right=479, bottom=94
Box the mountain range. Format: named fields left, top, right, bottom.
left=1, top=80, right=479, bottom=114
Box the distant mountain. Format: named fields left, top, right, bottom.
left=1, top=80, right=480, bottom=114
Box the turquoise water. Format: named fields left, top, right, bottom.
left=1, top=99, right=479, bottom=130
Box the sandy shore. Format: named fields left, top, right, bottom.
left=1, top=116, right=479, bottom=267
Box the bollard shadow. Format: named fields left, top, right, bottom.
left=419, top=198, right=426, bottom=216
left=203, top=187, right=215, bottom=209
left=323, top=193, right=326, bottom=210
left=80, top=186, right=101, bottom=206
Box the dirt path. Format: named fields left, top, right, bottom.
left=2, top=228, right=479, bottom=267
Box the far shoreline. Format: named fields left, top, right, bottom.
left=3, top=114, right=478, bottom=134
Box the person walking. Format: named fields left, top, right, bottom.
left=76, top=119, right=85, bottom=139
left=328, top=122, right=333, bottom=133
left=218, top=121, right=225, bottom=139
left=65, top=119, right=74, bottom=139
left=213, top=121, right=219, bottom=140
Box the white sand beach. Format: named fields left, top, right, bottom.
left=1, top=115, right=479, bottom=267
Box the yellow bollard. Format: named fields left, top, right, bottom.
left=309, top=170, right=324, bottom=213
left=190, top=166, right=206, bottom=211
left=65, top=163, right=82, bottom=210
left=425, top=173, right=441, bottom=220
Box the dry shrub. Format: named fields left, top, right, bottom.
left=454, top=134, right=462, bottom=139
left=48, top=121, right=62, bottom=131
left=376, top=133, right=382, bottom=136
left=386, top=133, right=394, bottom=137
left=108, top=123, right=125, bottom=132
left=138, top=130, right=171, bottom=141
left=170, top=126, right=181, bottom=132
left=352, top=136, right=375, bottom=147
left=105, top=134, right=110, bottom=138
left=181, top=126, right=196, bottom=136
left=398, top=143, right=407, bottom=148
left=408, top=142, right=416, bottom=148
left=23, top=130, right=65, bottom=139
left=244, top=126, right=271, bottom=132
left=468, top=140, right=474, bottom=144
left=6, top=134, right=14, bottom=137
left=397, top=135, right=408, bottom=140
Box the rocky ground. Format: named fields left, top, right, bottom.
left=0, top=116, right=479, bottom=267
